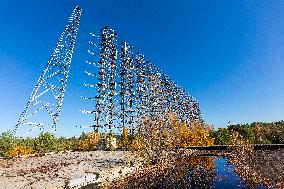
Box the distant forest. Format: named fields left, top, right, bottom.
left=210, top=121, right=284, bottom=145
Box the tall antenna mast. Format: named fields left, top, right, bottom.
left=15, top=6, right=82, bottom=135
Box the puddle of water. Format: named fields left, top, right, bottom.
left=212, top=157, right=248, bottom=188
left=84, top=156, right=267, bottom=188
left=212, top=157, right=267, bottom=189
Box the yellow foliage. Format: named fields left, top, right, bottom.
left=168, top=112, right=180, bottom=130
left=131, top=113, right=214, bottom=163
left=158, top=113, right=214, bottom=147
left=170, top=155, right=215, bottom=182
left=119, top=127, right=129, bottom=149
left=165, top=113, right=214, bottom=147
left=185, top=155, right=215, bottom=171
left=4, top=145, right=33, bottom=158
left=128, top=136, right=145, bottom=150
left=185, top=122, right=214, bottom=146
left=78, top=132, right=99, bottom=151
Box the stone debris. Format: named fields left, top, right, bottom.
left=0, top=151, right=135, bottom=189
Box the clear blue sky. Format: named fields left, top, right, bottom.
left=1, top=0, right=284, bottom=137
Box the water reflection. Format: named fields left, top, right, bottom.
left=106, top=156, right=253, bottom=189
left=212, top=157, right=248, bottom=189
left=152, top=155, right=216, bottom=188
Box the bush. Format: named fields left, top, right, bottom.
left=132, top=113, right=214, bottom=163
left=33, top=132, right=58, bottom=155
left=56, top=136, right=79, bottom=152
left=0, top=131, right=17, bottom=156
left=128, top=135, right=145, bottom=151
left=4, top=145, right=33, bottom=158
left=78, top=132, right=99, bottom=151
left=226, top=121, right=284, bottom=144
left=182, top=121, right=214, bottom=147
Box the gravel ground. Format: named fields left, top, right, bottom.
left=0, top=151, right=136, bottom=189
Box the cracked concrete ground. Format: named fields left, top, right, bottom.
left=0, top=151, right=136, bottom=189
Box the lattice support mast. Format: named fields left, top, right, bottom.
left=80, top=32, right=100, bottom=132
left=135, top=54, right=148, bottom=128
left=15, top=6, right=82, bottom=134
left=82, top=26, right=203, bottom=135
left=119, top=41, right=136, bottom=135
left=81, top=27, right=118, bottom=135
left=119, top=43, right=127, bottom=130
left=103, top=27, right=118, bottom=135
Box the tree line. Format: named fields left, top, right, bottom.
left=210, top=121, right=284, bottom=145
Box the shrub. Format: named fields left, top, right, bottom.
left=78, top=132, right=87, bottom=140
left=128, top=135, right=145, bottom=151
left=185, top=122, right=214, bottom=146
left=56, top=136, right=79, bottom=152
left=268, top=124, right=284, bottom=143
left=33, top=132, right=58, bottom=155
left=4, top=145, right=33, bottom=158
left=78, top=132, right=99, bottom=151
left=227, top=121, right=284, bottom=144
left=0, top=131, right=17, bottom=156
left=132, top=113, right=214, bottom=163
left=20, top=137, right=36, bottom=150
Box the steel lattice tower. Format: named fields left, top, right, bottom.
left=81, top=26, right=203, bottom=136
left=15, top=6, right=82, bottom=135
left=135, top=54, right=147, bottom=127
left=81, top=27, right=118, bottom=134
left=119, top=41, right=136, bottom=135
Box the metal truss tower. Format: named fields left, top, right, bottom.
left=135, top=54, right=148, bottom=127
left=120, top=41, right=136, bottom=135
left=81, top=26, right=203, bottom=136
left=81, top=27, right=118, bottom=134
left=15, top=6, right=82, bottom=135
